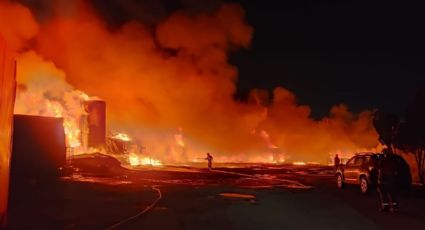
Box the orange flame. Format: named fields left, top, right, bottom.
left=112, top=133, right=131, bottom=142
left=129, top=153, right=162, bottom=167
left=1, top=1, right=382, bottom=164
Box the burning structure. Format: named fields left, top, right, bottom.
left=106, top=133, right=131, bottom=155
left=81, top=100, right=106, bottom=150
left=0, top=34, right=15, bottom=227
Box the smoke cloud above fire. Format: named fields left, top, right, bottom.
left=0, top=0, right=380, bottom=163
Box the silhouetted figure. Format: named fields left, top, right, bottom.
left=334, top=154, right=341, bottom=170
left=205, top=153, right=213, bottom=170
left=377, top=148, right=399, bottom=212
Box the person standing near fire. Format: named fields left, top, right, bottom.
left=334, top=154, right=341, bottom=170
left=205, top=153, right=213, bottom=170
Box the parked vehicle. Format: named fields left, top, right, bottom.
left=336, top=153, right=380, bottom=194
left=336, top=152, right=411, bottom=194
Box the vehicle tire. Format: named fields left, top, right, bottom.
left=337, top=174, right=345, bottom=189
left=360, top=176, right=369, bottom=194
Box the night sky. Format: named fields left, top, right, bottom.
left=231, top=0, right=425, bottom=118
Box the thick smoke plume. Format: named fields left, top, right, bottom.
left=0, top=0, right=380, bottom=163
left=0, top=0, right=38, bottom=51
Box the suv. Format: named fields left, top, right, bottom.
left=336, top=153, right=380, bottom=194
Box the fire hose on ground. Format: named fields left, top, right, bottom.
left=210, top=169, right=312, bottom=189
left=104, top=185, right=162, bottom=230
left=104, top=168, right=309, bottom=229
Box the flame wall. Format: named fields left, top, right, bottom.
left=0, top=0, right=380, bottom=164
left=0, top=34, right=16, bottom=227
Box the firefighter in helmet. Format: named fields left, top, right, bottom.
left=377, top=148, right=399, bottom=212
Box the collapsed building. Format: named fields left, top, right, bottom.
left=0, top=35, right=16, bottom=227
left=79, top=98, right=131, bottom=156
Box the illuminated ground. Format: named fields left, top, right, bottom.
left=7, top=154, right=425, bottom=229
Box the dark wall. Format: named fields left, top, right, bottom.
left=8, top=115, right=66, bottom=227
left=10, top=115, right=66, bottom=180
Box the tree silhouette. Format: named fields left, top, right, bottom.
left=373, top=110, right=399, bottom=151
left=373, top=86, right=425, bottom=184
left=400, top=87, right=425, bottom=184
left=394, top=122, right=424, bottom=184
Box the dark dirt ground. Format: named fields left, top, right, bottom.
left=5, top=155, right=425, bottom=230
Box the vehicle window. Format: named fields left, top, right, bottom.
left=363, top=156, right=371, bottom=164
left=353, top=157, right=363, bottom=166
left=346, top=158, right=355, bottom=166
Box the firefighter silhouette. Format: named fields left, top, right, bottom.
left=205, top=153, right=213, bottom=170
left=377, top=148, right=399, bottom=212
left=334, top=154, right=341, bottom=170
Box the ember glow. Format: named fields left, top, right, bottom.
left=129, top=153, right=162, bottom=167
left=112, top=133, right=131, bottom=142
left=0, top=0, right=381, bottom=164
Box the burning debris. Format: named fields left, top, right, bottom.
left=106, top=133, right=163, bottom=167
left=106, top=133, right=131, bottom=155
left=128, top=154, right=163, bottom=167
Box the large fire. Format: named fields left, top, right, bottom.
left=0, top=0, right=381, bottom=165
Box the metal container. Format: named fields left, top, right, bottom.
left=10, top=115, right=66, bottom=180
left=82, top=100, right=106, bottom=149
